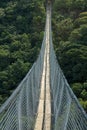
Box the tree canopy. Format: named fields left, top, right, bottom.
left=53, top=0, right=87, bottom=112
left=0, top=0, right=45, bottom=105
left=0, top=0, right=87, bottom=113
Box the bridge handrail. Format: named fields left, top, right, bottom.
left=0, top=62, right=36, bottom=114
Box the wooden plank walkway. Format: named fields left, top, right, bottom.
left=34, top=4, right=51, bottom=130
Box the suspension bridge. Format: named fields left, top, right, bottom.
left=0, top=1, right=87, bottom=130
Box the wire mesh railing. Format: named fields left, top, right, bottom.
left=0, top=22, right=47, bottom=130
left=49, top=4, right=87, bottom=130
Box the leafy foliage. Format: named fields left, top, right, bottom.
left=0, top=0, right=45, bottom=104
left=0, top=0, right=87, bottom=113
left=53, top=0, right=87, bottom=112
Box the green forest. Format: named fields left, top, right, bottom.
left=0, top=0, right=87, bottom=112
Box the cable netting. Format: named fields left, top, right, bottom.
left=49, top=7, right=87, bottom=129
left=0, top=27, right=46, bottom=130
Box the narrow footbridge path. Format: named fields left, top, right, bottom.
left=34, top=6, right=51, bottom=130
left=0, top=1, right=87, bottom=130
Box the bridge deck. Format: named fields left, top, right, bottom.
left=34, top=5, right=51, bottom=130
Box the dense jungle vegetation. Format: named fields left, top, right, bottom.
left=0, top=0, right=45, bottom=104
left=53, top=0, right=87, bottom=112
left=0, top=0, right=87, bottom=112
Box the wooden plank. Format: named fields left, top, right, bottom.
left=44, top=14, right=51, bottom=130
left=34, top=3, right=51, bottom=130
left=34, top=42, right=46, bottom=130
